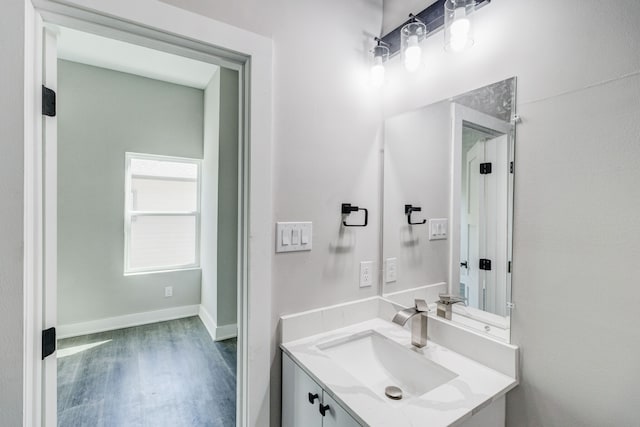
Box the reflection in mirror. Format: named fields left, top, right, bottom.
left=381, top=78, right=516, bottom=342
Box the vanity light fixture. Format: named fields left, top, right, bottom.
left=370, top=37, right=390, bottom=88
left=444, top=0, right=476, bottom=52
left=373, top=0, right=491, bottom=59
left=401, top=14, right=427, bottom=72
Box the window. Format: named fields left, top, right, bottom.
left=124, top=153, right=201, bottom=274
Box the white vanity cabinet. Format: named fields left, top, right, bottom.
left=282, top=353, right=361, bottom=427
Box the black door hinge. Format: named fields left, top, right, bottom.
left=42, top=327, right=56, bottom=360
left=480, top=163, right=492, bottom=174
left=42, top=85, right=56, bottom=117
left=479, top=258, right=492, bottom=271
left=510, top=161, right=514, bottom=174
left=508, top=261, right=512, bottom=273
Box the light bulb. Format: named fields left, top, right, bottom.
left=449, top=7, right=471, bottom=52
left=370, top=56, right=385, bottom=88
left=404, top=34, right=421, bottom=72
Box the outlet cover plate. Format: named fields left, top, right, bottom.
left=360, top=261, right=373, bottom=288
left=385, top=258, right=397, bottom=283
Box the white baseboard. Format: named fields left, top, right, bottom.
left=215, top=323, right=238, bottom=341
left=198, top=305, right=237, bottom=341
left=57, top=304, right=200, bottom=339
left=198, top=304, right=217, bottom=340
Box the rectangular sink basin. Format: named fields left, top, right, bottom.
left=318, top=330, right=457, bottom=401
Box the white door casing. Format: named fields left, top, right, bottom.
left=42, top=26, right=58, bottom=427
left=483, top=135, right=509, bottom=316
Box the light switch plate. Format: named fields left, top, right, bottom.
left=385, top=258, right=397, bottom=283
left=429, top=218, right=448, bottom=240
left=276, top=222, right=312, bottom=252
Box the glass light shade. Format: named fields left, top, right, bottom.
left=401, top=20, right=426, bottom=72
left=444, top=0, right=475, bottom=52
left=370, top=44, right=389, bottom=88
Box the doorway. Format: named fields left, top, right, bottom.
left=459, top=125, right=508, bottom=313
left=51, top=24, right=239, bottom=426
left=24, top=2, right=273, bottom=424
left=451, top=102, right=514, bottom=319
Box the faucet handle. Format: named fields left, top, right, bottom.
left=437, top=294, right=466, bottom=305
left=414, top=299, right=430, bottom=312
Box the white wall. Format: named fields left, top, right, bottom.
left=0, top=0, right=24, bottom=424
left=57, top=60, right=204, bottom=325
left=382, top=100, right=450, bottom=294
left=268, top=1, right=383, bottom=424
left=381, top=1, right=640, bottom=426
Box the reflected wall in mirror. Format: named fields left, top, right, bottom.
left=381, top=78, right=516, bottom=342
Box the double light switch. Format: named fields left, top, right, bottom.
left=276, top=222, right=313, bottom=252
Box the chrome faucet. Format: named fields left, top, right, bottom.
left=436, top=294, right=466, bottom=320
left=392, top=299, right=430, bottom=348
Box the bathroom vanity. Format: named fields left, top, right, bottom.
left=280, top=298, right=518, bottom=427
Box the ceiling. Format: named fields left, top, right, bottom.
left=56, top=26, right=218, bottom=89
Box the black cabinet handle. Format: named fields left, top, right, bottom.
left=308, top=393, right=319, bottom=404
left=319, top=403, right=330, bottom=416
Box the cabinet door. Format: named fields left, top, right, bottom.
left=282, top=354, right=323, bottom=427
left=321, top=392, right=361, bottom=427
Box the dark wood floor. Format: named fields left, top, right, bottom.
left=57, top=316, right=236, bottom=427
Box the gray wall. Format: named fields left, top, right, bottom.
left=381, top=1, right=640, bottom=426
left=201, top=67, right=239, bottom=329
left=201, top=71, right=221, bottom=321
left=0, top=0, right=24, bottom=424
left=382, top=101, right=450, bottom=293
left=216, top=68, right=239, bottom=327
left=57, top=60, right=204, bottom=325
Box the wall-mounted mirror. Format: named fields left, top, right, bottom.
left=381, top=78, right=516, bottom=342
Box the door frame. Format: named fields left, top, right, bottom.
left=449, top=103, right=512, bottom=301
left=23, top=1, right=274, bottom=426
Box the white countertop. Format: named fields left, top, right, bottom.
left=281, top=318, right=518, bottom=427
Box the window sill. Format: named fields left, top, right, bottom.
left=124, top=266, right=201, bottom=277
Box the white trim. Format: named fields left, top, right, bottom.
left=57, top=305, right=200, bottom=339
left=198, top=305, right=238, bottom=341
left=42, top=26, right=58, bottom=427
left=215, top=323, right=238, bottom=341
left=23, top=3, right=43, bottom=427
left=198, top=304, right=217, bottom=340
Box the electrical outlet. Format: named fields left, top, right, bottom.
left=385, top=258, right=397, bottom=283
left=360, top=261, right=373, bottom=288
left=164, top=286, right=173, bottom=297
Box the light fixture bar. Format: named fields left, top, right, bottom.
left=379, top=0, right=491, bottom=56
